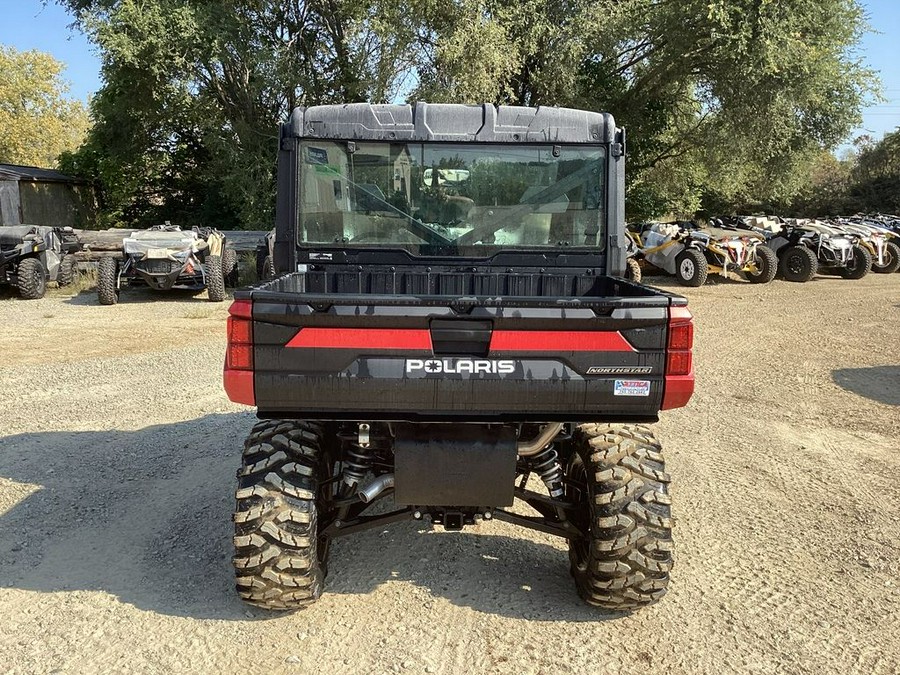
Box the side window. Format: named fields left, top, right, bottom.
left=300, top=143, right=350, bottom=243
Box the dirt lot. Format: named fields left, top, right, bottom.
left=0, top=274, right=898, bottom=675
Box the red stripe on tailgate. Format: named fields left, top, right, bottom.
left=286, top=327, right=433, bottom=350
left=489, top=330, right=635, bottom=353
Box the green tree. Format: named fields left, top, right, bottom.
left=784, top=131, right=900, bottom=217
left=60, top=0, right=421, bottom=229
left=411, top=0, right=878, bottom=219
left=788, top=151, right=853, bottom=217
left=847, top=129, right=900, bottom=213
left=62, top=0, right=878, bottom=226
left=0, top=45, right=89, bottom=168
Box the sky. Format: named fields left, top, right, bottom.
left=0, top=0, right=897, bottom=145
left=0, top=0, right=101, bottom=100
left=851, top=0, right=900, bottom=142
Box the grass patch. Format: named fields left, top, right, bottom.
left=182, top=308, right=219, bottom=320
left=236, top=250, right=259, bottom=287
left=50, top=266, right=98, bottom=298
left=56, top=267, right=98, bottom=295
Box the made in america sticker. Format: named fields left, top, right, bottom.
left=614, top=379, right=651, bottom=397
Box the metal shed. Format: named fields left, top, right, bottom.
left=0, top=164, right=98, bottom=228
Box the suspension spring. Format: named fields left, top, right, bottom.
left=340, top=423, right=383, bottom=490
left=530, top=447, right=565, bottom=499
left=342, top=444, right=373, bottom=489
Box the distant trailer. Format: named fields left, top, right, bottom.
left=0, top=163, right=98, bottom=229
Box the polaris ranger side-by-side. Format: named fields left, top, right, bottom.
left=224, top=104, right=695, bottom=611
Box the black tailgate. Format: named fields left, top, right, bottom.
left=245, top=273, right=678, bottom=422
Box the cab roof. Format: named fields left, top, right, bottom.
left=286, top=103, right=617, bottom=145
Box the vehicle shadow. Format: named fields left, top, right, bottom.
left=641, top=272, right=754, bottom=288
left=832, top=366, right=900, bottom=406
left=62, top=286, right=215, bottom=306
left=0, top=414, right=615, bottom=622
left=644, top=273, right=856, bottom=290
left=327, top=524, right=617, bottom=623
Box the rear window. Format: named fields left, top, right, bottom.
left=297, top=141, right=607, bottom=256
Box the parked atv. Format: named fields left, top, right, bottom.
left=791, top=220, right=871, bottom=280
left=638, top=221, right=778, bottom=287
left=719, top=216, right=817, bottom=283
left=834, top=217, right=900, bottom=274
left=98, top=224, right=236, bottom=305
left=724, top=216, right=870, bottom=282
left=0, top=225, right=81, bottom=299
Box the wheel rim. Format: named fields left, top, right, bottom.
left=679, top=258, right=695, bottom=279
left=786, top=252, right=804, bottom=276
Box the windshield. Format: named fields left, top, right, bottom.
left=298, top=141, right=606, bottom=254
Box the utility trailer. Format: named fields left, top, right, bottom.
left=224, top=103, right=695, bottom=611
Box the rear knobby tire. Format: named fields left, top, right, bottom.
left=97, top=257, right=119, bottom=305
left=567, top=424, right=673, bottom=610
left=57, top=254, right=77, bottom=287
left=261, top=255, right=275, bottom=281
left=872, top=241, right=900, bottom=274
left=223, top=248, right=239, bottom=287
left=778, top=245, right=817, bottom=282
left=206, top=254, right=226, bottom=302
left=746, top=245, right=777, bottom=284
left=839, top=245, right=872, bottom=280
left=674, top=248, right=708, bottom=287
left=624, top=257, right=642, bottom=284
left=16, top=257, right=47, bottom=300
left=233, top=420, right=329, bottom=610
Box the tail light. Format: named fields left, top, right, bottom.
left=226, top=300, right=253, bottom=370
left=662, top=306, right=694, bottom=410
left=224, top=299, right=255, bottom=405
left=666, top=310, right=693, bottom=374
left=667, top=350, right=692, bottom=375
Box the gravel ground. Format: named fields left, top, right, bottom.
left=0, top=274, right=898, bottom=675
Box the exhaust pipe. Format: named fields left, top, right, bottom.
left=517, top=423, right=563, bottom=457
left=358, top=473, right=395, bottom=503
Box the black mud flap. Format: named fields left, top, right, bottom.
left=393, top=425, right=517, bottom=507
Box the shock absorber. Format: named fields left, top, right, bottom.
left=341, top=423, right=374, bottom=490
left=530, top=446, right=565, bottom=499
